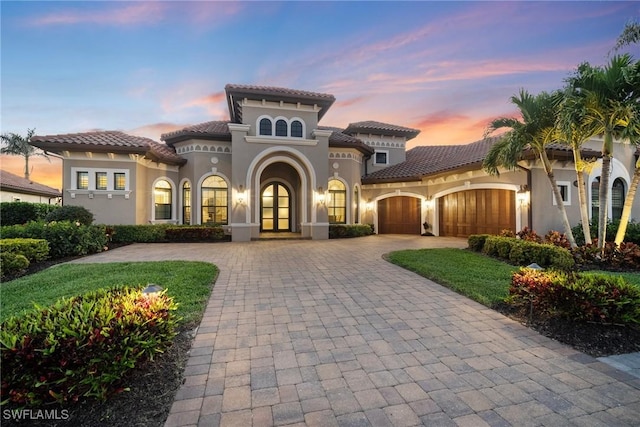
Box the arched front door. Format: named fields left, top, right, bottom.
left=261, top=183, right=291, bottom=232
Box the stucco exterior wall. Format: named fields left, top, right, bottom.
left=0, top=190, right=59, bottom=204
left=357, top=133, right=407, bottom=173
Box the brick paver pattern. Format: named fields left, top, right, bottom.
left=75, top=236, right=640, bottom=426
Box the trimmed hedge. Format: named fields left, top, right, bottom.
left=0, top=202, right=59, bottom=226
left=467, top=234, right=490, bottom=252
left=1, top=221, right=107, bottom=259
left=572, top=220, right=640, bottom=245
left=329, top=224, right=374, bottom=239
left=509, top=268, right=640, bottom=324
left=109, top=224, right=228, bottom=243
left=473, top=235, right=575, bottom=270
left=45, top=205, right=94, bottom=226
left=0, top=238, right=49, bottom=263
left=0, top=286, right=179, bottom=405
left=0, top=252, right=30, bottom=278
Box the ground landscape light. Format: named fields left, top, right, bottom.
left=142, top=283, right=163, bottom=295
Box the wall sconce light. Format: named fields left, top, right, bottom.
left=316, top=186, right=326, bottom=205
left=423, top=196, right=434, bottom=210
left=516, top=185, right=530, bottom=206
left=365, top=199, right=374, bottom=211
left=236, top=184, right=246, bottom=205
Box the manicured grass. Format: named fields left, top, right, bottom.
left=0, top=261, right=218, bottom=324
left=387, top=248, right=518, bottom=306
left=387, top=248, right=640, bottom=306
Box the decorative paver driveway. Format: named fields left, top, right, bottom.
left=73, top=236, right=640, bottom=426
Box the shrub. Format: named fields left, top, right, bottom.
left=0, top=286, right=179, bottom=405
left=1, top=221, right=107, bottom=259
left=572, top=220, right=640, bottom=246
left=45, top=205, right=94, bottom=226
left=329, top=224, right=373, bottom=239
left=482, top=236, right=574, bottom=270
left=516, top=226, right=542, bottom=243
left=165, top=226, right=227, bottom=242
left=0, top=238, right=49, bottom=263
left=572, top=240, right=640, bottom=270
left=0, top=202, right=59, bottom=226
left=467, top=234, right=490, bottom=252
left=544, top=230, right=571, bottom=249
left=509, top=268, right=640, bottom=324
left=0, top=252, right=30, bottom=278
left=109, top=225, right=171, bottom=243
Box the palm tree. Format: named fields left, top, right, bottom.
left=566, top=55, right=636, bottom=248
left=483, top=89, right=577, bottom=247
left=0, top=128, right=49, bottom=181
left=614, top=103, right=640, bottom=245
left=556, top=90, right=599, bottom=245
left=613, top=19, right=640, bottom=52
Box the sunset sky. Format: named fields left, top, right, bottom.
left=2, top=1, right=639, bottom=190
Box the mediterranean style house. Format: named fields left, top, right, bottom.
left=30, top=84, right=639, bottom=242
left=0, top=170, right=61, bottom=204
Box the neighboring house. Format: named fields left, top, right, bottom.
left=0, top=170, right=61, bottom=204
left=30, top=84, right=640, bottom=241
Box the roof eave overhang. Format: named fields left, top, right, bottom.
left=163, top=133, right=232, bottom=146
left=30, top=141, right=147, bottom=156
left=0, top=185, right=61, bottom=198
left=329, top=141, right=375, bottom=155
left=345, top=126, right=420, bottom=140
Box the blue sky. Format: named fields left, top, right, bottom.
left=1, top=1, right=639, bottom=188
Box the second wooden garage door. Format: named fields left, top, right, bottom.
left=378, top=196, right=421, bottom=234
left=439, top=189, right=515, bottom=237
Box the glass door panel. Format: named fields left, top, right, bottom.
left=261, top=183, right=290, bottom=231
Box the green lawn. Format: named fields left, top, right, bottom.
left=0, top=261, right=218, bottom=324
left=387, top=248, right=640, bottom=307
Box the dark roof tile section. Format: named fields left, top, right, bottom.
left=162, top=121, right=231, bottom=144
left=318, top=126, right=374, bottom=155
left=344, top=121, right=420, bottom=140
left=225, top=84, right=335, bottom=122
left=30, top=131, right=185, bottom=166
left=0, top=170, right=61, bottom=198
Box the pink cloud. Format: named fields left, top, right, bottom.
left=334, top=96, right=370, bottom=109
left=129, top=122, right=189, bottom=141
left=29, top=3, right=167, bottom=27
left=413, top=111, right=469, bottom=129
left=185, top=92, right=226, bottom=108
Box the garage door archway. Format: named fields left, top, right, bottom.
left=439, top=189, right=515, bottom=237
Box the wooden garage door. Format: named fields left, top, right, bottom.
left=439, top=189, right=515, bottom=237
left=378, top=196, right=421, bottom=234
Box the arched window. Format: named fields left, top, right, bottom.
left=259, top=118, right=272, bottom=136
left=612, top=178, right=625, bottom=221
left=591, top=177, right=600, bottom=220
left=275, top=119, right=288, bottom=137
left=154, top=180, right=172, bottom=220
left=354, top=186, right=360, bottom=224
left=291, top=120, right=303, bottom=138
left=182, top=181, right=191, bottom=225
left=202, top=176, right=228, bottom=224
left=328, top=179, right=347, bottom=224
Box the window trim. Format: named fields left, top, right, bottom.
left=76, top=171, right=89, bottom=190
left=327, top=178, right=348, bottom=224
left=373, top=150, right=389, bottom=166
left=200, top=174, right=229, bottom=225
left=95, top=172, right=107, bottom=190
left=553, top=181, right=571, bottom=206
left=71, top=167, right=129, bottom=192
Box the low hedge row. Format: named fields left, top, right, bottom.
left=572, top=219, right=640, bottom=245
left=329, top=224, right=374, bottom=239
left=509, top=268, right=640, bottom=324
left=108, top=224, right=228, bottom=243
left=0, top=238, right=50, bottom=279
left=0, top=202, right=59, bottom=226
left=469, top=235, right=575, bottom=270
left=0, top=252, right=30, bottom=279
left=1, top=221, right=107, bottom=259
left=0, top=286, right=179, bottom=405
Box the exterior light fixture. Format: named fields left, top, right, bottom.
left=316, top=186, right=326, bottom=205
left=423, top=196, right=434, bottom=210
left=237, top=184, right=246, bottom=205
left=516, top=185, right=530, bottom=206
left=366, top=198, right=374, bottom=211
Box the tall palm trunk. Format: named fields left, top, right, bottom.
left=598, top=132, right=614, bottom=247
left=614, top=156, right=640, bottom=244
left=540, top=151, right=577, bottom=247
left=24, top=154, right=30, bottom=180
left=573, top=149, right=592, bottom=244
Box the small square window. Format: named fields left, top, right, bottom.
left=553, top=181, right=571, bottom=206
left=374, top=151, right=388, bottom=165
left=77, top=172, right=88, bottom=190
left=96, top=172, right=107, bottom=190
left=114, top=173, right=126, bottom=190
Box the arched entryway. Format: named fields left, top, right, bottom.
left=261, top=182, right=291, bottom=232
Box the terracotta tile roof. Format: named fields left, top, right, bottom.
left=162, top=121, right=232, bottom=144
left=319, top=126, right=375, bottom=155
left=0, top=170, right=61, bottom=198
left=363, top=138, right=498, bottom=183
left=30, top=131, right=185, bottom=166
left=225, top=84, right=335, bottom=122
left=344, top=121, right=420, bottom=140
